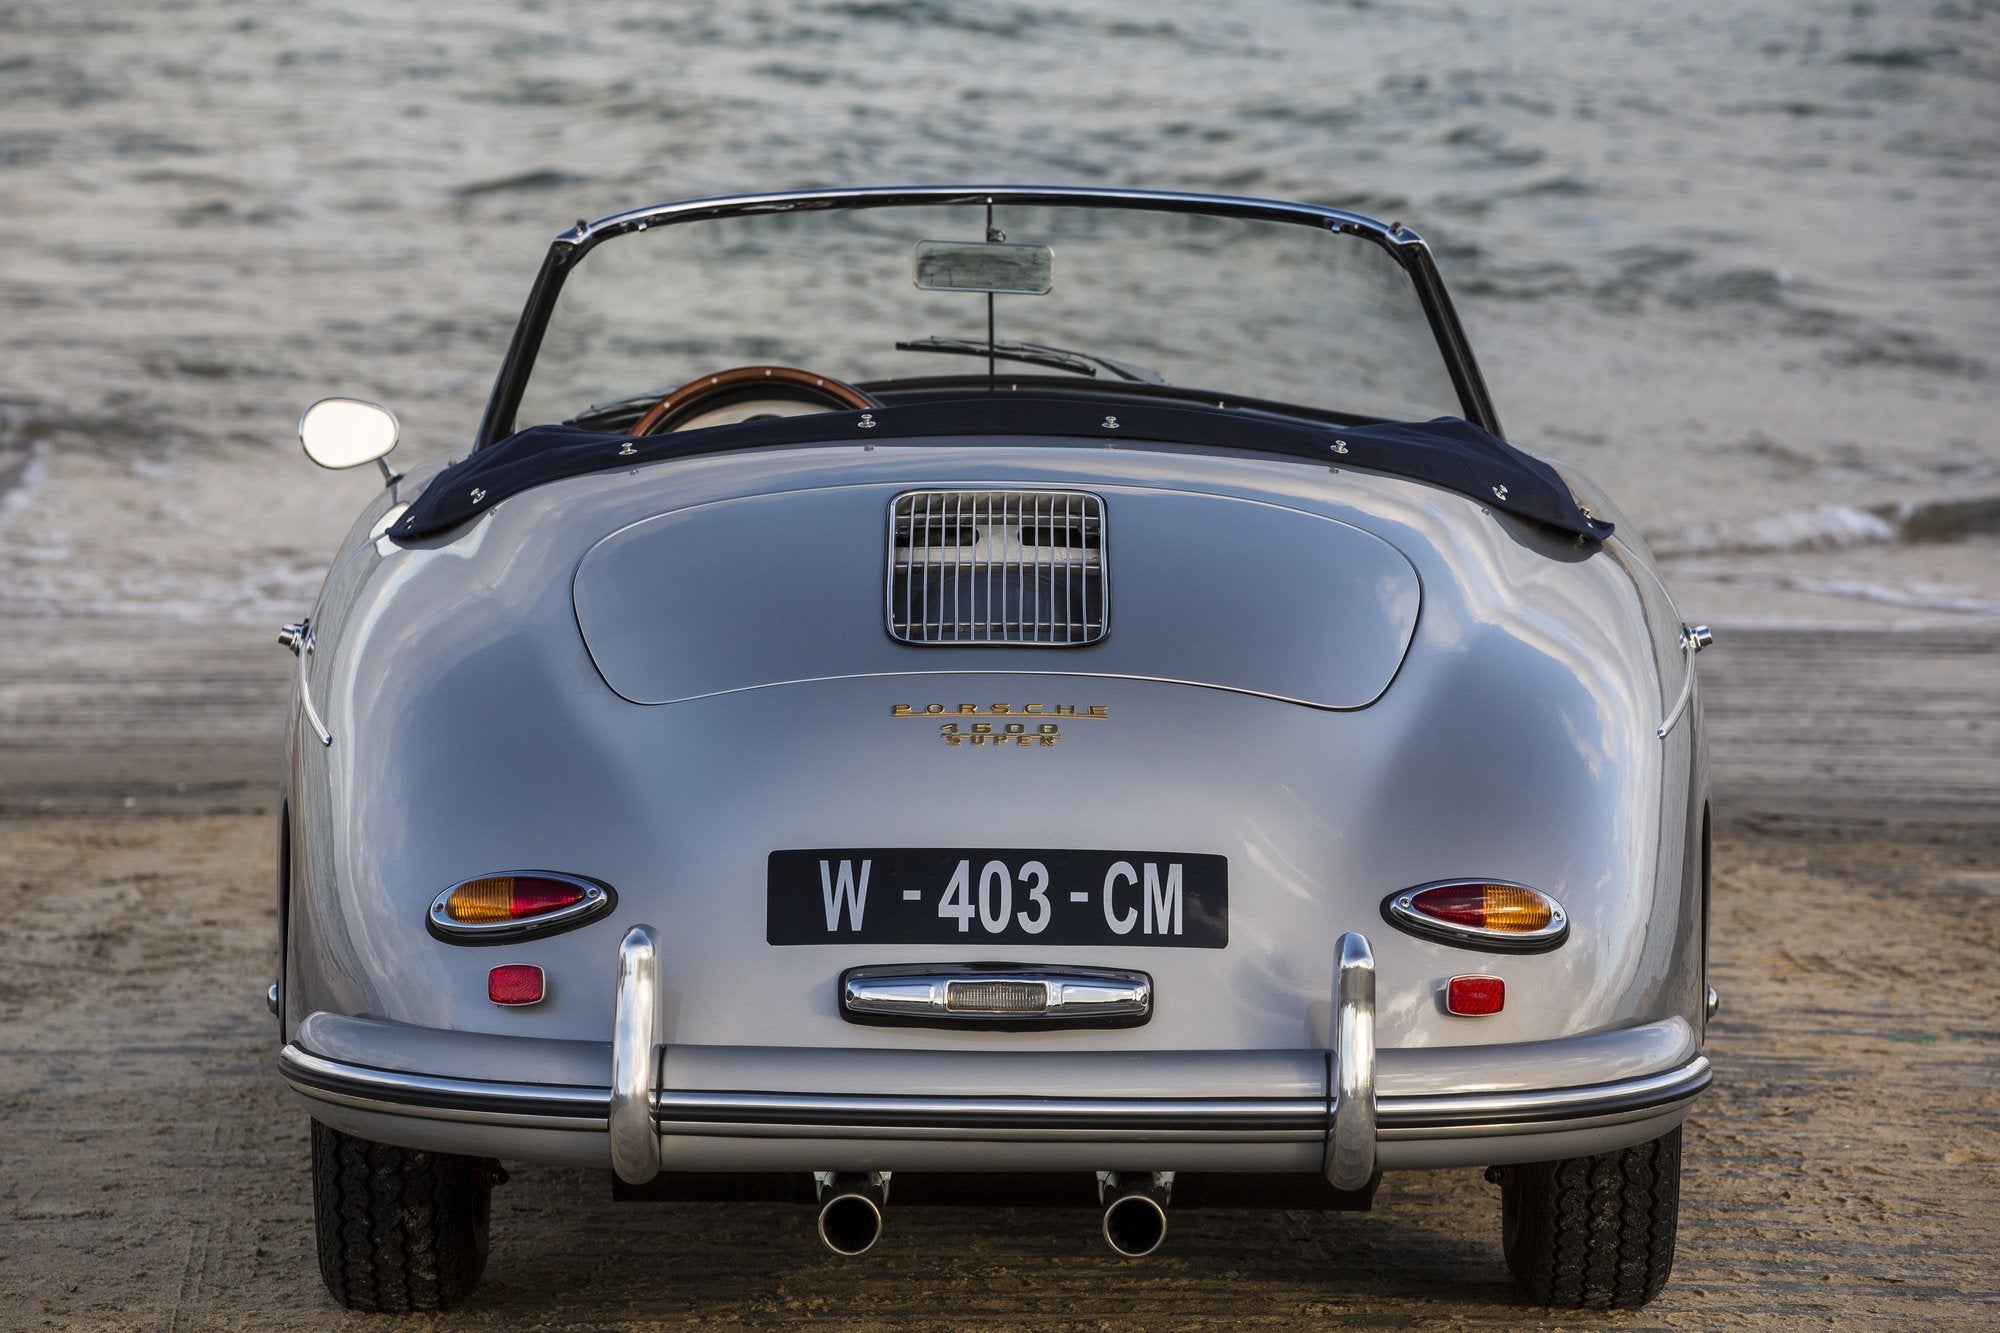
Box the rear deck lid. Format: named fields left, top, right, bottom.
left=571, top=484, right=1420, bottom=710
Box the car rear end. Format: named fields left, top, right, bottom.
left=280, top=438, right=1707, bottom=1269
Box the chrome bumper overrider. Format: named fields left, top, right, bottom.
left=278, top=927, right=1712, bottom=1186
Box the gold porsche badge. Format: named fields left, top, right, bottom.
left=892, top=703, right=1107, bottom=748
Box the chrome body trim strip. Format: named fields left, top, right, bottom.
left=280, top=1045, right=1709, bottom=1142
left=1377, top=1056, right=1711, bottom=1130
left=294, top=622, right=331, bottom=748
left=1657, top=624, right=1709, bottom=739
left=1325, top=932, right=1377, bottom=1190
left=279, top=1045, right=609, bottom=1127
left=610, top=925, right=661, bottom=1183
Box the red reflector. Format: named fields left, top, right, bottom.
left=1446, top=975, right=1505, bottom=1016
left=488, top=964, right=545, bottom=1006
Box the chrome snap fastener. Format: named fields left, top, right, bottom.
left=618, top=441, right=636, bottom=456
left=857, top=413, right=877, bottom=429
left=470, top=487, right=487, bottom=504
left=1332, top=439, right=1349, bottom=455
left=1102, top=416, right=1119, bottom=430
left=1491, top=485, right=1508, bottom=501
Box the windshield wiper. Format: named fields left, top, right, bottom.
left=895, top=337, right=1165, bottom=385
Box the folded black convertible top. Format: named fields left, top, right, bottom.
left=388, top=399, right=1613, bottom=544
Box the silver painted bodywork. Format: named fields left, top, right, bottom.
left=277, top=189, right=1710, bottom=1196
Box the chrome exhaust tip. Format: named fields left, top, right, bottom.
left=814, top=1173, right=886, bottom=1256
left=1099, top=1172, right=1171, bottom=1258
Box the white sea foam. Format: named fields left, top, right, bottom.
left=0, top=439, right=51, bottom=527
left=1653, top=493, right=2000, bottom=560
left=1653, top=504, right=1900, bottom=558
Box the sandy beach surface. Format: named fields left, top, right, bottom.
left=2, top=618, right=1996, bottom=1330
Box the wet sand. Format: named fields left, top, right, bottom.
left=2, top=619, right=1997, bottom=1329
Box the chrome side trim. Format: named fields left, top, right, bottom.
left=1325, top=932, right=1377, bottom=1190
left=279, top=1044, right=608, bottom=1127
left=1656, top=624, right=1709, bottom=739
left=295, top=622, right=331, bottom=748
left=841, top=964, right=1150, bottom=1027
left=610, top=925, right=660, bottom=1184
left=1378, top=1056, right=1712, bottom=1133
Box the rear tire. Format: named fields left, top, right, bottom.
left=310, top=1119, right=491, bottom=1311
left=1500, top=1126, right=1681, bottom=1309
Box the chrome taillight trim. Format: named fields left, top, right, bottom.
left=1381, top=880, right=1570, bottom=954
left=840, top=964, right=1151, bottom=1028
left=426, top=872, right=615, bottom=943
left=887, top=489, right=1108, bottom=645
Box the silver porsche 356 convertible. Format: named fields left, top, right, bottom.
left=277, top=186, right=1714, bottom=1312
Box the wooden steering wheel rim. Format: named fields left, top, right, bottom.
left=630, top=364, right=879, bottom=435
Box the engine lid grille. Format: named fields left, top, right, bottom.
left=888, top=490, right=1107, bottom=645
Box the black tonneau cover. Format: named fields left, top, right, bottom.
left=388, top=399, right=1613, bottom=544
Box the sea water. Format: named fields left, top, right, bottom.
left=1, top=0, right=1994, bottom=626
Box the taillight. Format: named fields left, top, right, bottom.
left=428, top=873, right=614, bottom=942
left=1382, top=880, right=1568, bottom=952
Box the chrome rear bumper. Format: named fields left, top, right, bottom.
left=279, top=926, right=1711, bottom=1181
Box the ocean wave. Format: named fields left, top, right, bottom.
left=1674, top=571, right=2000, bottom=619
left=1653, top=495, right=2000, bottom=558
left=0, top=439, right=52, bottom=526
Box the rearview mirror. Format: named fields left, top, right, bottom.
left=298, top=397, right=399, bottom=470
left=913, top=240, right=1054, bottom=295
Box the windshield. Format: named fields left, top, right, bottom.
left=512, top=198, right=1466, bottom=434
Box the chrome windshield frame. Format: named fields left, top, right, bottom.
left=474, top=185, right=1500, bottom=448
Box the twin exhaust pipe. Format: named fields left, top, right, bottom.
left=813, top=1171, right=1171, bottom=1259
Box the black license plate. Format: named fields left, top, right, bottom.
left=767, top=849, right=1227, bottom=947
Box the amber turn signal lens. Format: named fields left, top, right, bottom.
left=441, top=875, right=588, bottom=924
left=1409, top=883, right=1556, bottom=933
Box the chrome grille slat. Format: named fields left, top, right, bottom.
left=888, top=490, right=1107, bottom=645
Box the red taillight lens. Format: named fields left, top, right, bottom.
left=488, top=964, right=545, bottom=1006
left=1446, top=974, right=1505, bottom=1015
left=1408, top=883, right=1555, bottom=933
left=441, top=875, right=588, bottom=924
